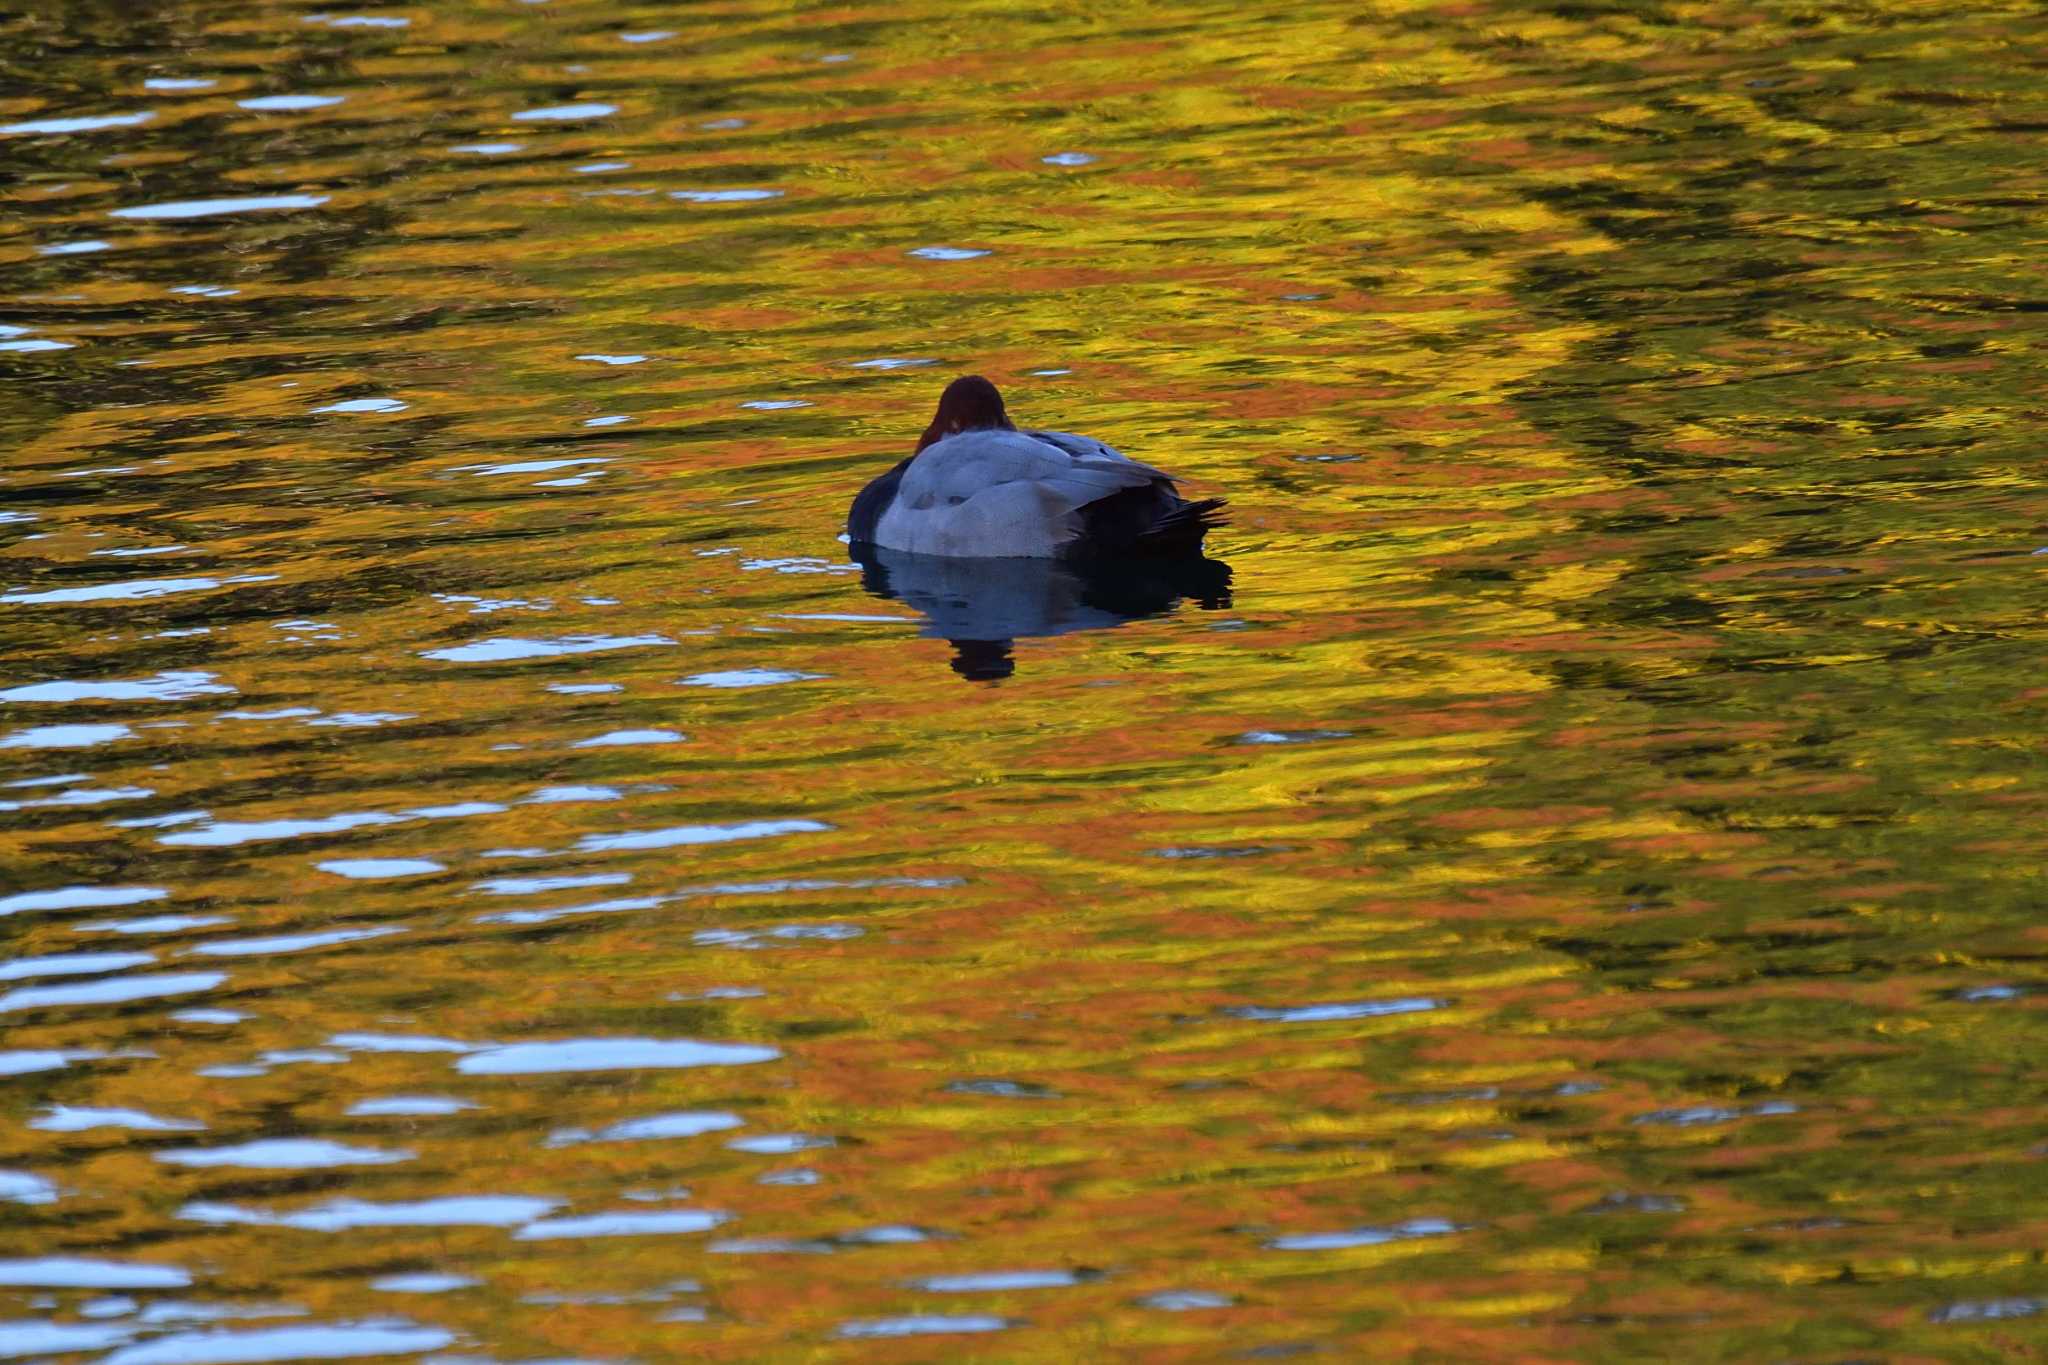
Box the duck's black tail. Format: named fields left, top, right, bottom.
left=1074, top=486, right=1227, bottom=559
left=1134, top=496, right=1228, bottom=556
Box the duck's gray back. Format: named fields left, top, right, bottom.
left=869, top=429, right=1169, bottom=558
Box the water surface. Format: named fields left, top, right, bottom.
left=3, top=0, right=2045, bottom=1359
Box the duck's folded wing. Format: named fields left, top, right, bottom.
left=899, top=429, right=1167, bottom=508
left=1025, top=429, right=1176, bottom=484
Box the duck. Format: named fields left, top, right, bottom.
left=846, top=375, right=1225, bottom=560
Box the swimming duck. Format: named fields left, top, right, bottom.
left=846, top=376, right=1225, bottom=559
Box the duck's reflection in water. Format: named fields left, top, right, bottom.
left=851, top=545, right=1233, bottom=681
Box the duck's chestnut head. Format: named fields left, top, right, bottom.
left=917, top=375, right=1014, bottom=452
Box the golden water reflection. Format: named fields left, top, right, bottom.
left=1, top=0, right=2044, bottom=1358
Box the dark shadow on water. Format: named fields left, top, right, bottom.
left=850, top=544, right=1234, bottom=681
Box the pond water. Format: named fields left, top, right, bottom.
left=2, top=0, right=2044, bottom=1358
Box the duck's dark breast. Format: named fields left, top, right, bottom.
left=846, top=456, right=913, bottom=542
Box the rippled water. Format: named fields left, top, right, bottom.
left=4, top=0, right=2046, bottom=1358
